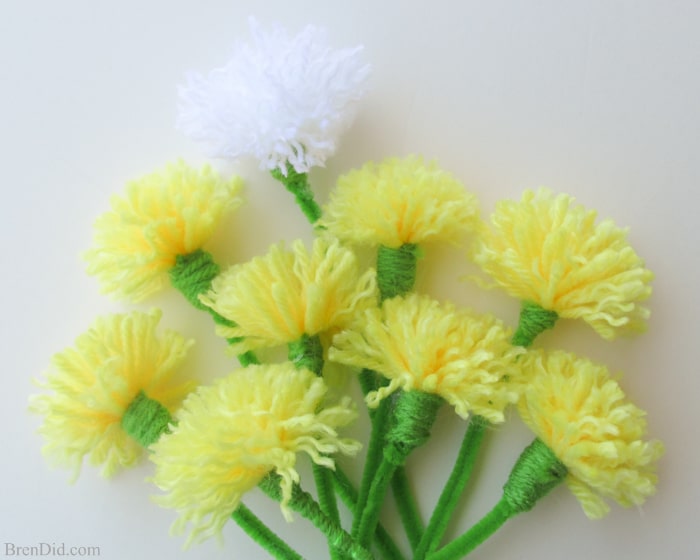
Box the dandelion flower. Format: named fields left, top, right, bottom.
left=471, top=188, right=653, bottom=340
left=150, top=363, right=360, bottom=545
left=201, top=237, right=377, bottom=354
left=518, top=350, right=664, bottom=518
left=30, top=310, right=194, bottom=479
left=177, top=18, right=370, bottom=173
left=321, top=156, right=480, bottom=248
left=330, top=293, right=523, bottom=423
left=85, top=160, right=243, bottom=302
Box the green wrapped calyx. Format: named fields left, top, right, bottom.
left=511, top=300, right=559, bottom=347
left=376, top=243, right=420, bottom=302
left=288, top=334, right=324, bottom=376
left=121, top=390, right=172, bottom=447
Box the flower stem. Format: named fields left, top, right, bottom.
left=511, top=300, right=558, bottom=347
left=271, top=165, right=322, bottom=224
left=430, top=438, right=567, bottom=559
left=259, top=475, right=374, bottom=560
left=391, top=466, right=423, bottom=552
left=376, top=244, right=419, bottom=302
left=232, top=504, right=304, bottom=560
left=169, top=249, right=259, bottom=366
left=414, top=415, right=487, bottom=559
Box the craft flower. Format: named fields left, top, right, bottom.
left=30, top=310, right=194, bottom=479
left=471, top=188, right=653, bottom=340
left=201, top=236, right=377, bottom=354
left=518, top=349, right=664, bottom=518
left=150, top=363, right=360, bottom=545
left=84, top=160, right=243, bottom=302
left=177, top=18, right=370, bottom=173
left=329, top=293, right=522, bottom=422
left=321, top=156, right=480, bottom=248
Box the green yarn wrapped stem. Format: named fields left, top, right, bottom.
left=121, top=390, right=172, bottom=447
left=169, top=249, right=259, bottom=366
left=271, top=165, right=322, bottom=224
left=376, top=244, right=419, bottom=302
left=429, top=438, right=567, bottom=559
left=415, top=415, right=488, bottom=559
left=259, top=475, right=373, bottom=560
left=288, top=333, right=324, bottom=376
left=121, top=393, right=297, bottom=560
left=511, top=300, right=559, bottom=347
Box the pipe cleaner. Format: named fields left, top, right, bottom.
left=31, top=18, right=663, bottom=560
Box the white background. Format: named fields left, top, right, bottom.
left=2, top=1, right=698, bottom=559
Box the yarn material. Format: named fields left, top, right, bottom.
left=271, top=165, right=322, bottom=224
left=391, top=467, right=424, bottom=553
left=201, top=237, right=377, bottom=354
left=288, top=334, right=325, bottom=376
left=330, top=293, right=524, bottom=423
left=177, top=18, right=370, bottom=174
left=321, top=155, right=480, bottom=248
left=29, top=310, right=194, bottom=479
left=84, top=160, right=242, bottom=302
left=150, top=364, right=360, bottom=545
left=518, top=349, right=664, bottom=518
left=511, top=300, right=559, bottom=347
left=471, top=188, right=653, bottom=339
left=376, top=243, right=419, bottom=301
left=121, top=391, right=173, bottom=448
left=232, top=504, right=304, bottom=560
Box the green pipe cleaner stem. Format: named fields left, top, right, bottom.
left=288, top=334, right=343, bottom=560
left=259, top=474, right=374, bottom=560
left=414, top=415, right=487, bottom=559
left=169, top=249, right=259, bottom=366
left=429, top=438, right=567, bottom=559
left=120, top=392, right=298, bottom=560
left=511, top=300, right=558, bottom=347
left=332, top=468, right=406, bottom=560
left=271, top=164, right=323, bottom=224
left=356, top=391, right=443, bottom=549
left=376, top=244, right=420, bottom=302
left=391, top=466, right=424, bottom=553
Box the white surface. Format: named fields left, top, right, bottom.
left=2, top=1, right=698, bottom=559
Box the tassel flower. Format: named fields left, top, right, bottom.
left=330, top=293, right=523, bottom=423
left=150, top=363, right=360, bottom=545
left=85, top=160, right=243, bottom=302
left=201, top=237, right=377, bottom=354
left=471, top=188, right=653, bottom=340
left=177, top=18, right=370, bottom=174
left=30, top=310, right=194, bottom=479
left=518, top=349, right=664, bottom=518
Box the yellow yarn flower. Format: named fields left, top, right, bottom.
left=85, top=160, right=243, bottom=302
left=320, top=156, right=480, bottom=248
left=518, top=349, right=664, bottom=518
left=330, top=293, right=523, bottom=423
left=201, top=236, right=377, bottom=354
left=30, top=310, right=194, bottom=479
left=471, top=188, right=653, bottom=339
left=150, top=363, right=360, bottom=545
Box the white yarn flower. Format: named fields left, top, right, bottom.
left=177, top=18, right=371, bottom=174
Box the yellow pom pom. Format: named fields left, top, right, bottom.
left=518, top=350, right=664, bottom=518
left=471, top=189, right=653, bottom=339
left=150, top=363, right=360, bottom=545
left=330, top=293, right=523, bottom=423
left=201, top=236, right=377, bottom=354
left=320, top=156, right=480, bottom=248
left=85, top=160, right=243, bottom=302
left=30, top=310, right=195, bottom=479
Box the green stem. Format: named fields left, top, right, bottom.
left=333, top=468, right=406, bottom=560
left=259, top=475, right=373, bottom=560
left=169, top=249, right=259, bottom=366
left=376, top=244, right=419, bottom=302
left=414, top=415, right=487, bottom=559
left=288, top=333, right=324, bottom=375
left=232, top=504, right=304, bottom=560
left=356, top=454, right=398, bottom=548
left=391, top=466, right=423, bottom=552
left=121, top=393, right=295, bottom=559
left=511, top=300, right=558, bottom=347
left=271, top=165, right=322, bottom=224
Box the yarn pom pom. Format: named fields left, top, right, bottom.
left=150, top=363, right=360, bottom=545
left=518, top=350, right=664, bottom=518
left=471, top=188, right=653, bottom=339
left=321, top=156, right=480, bottom=249
left=85, top=160, right=242, bottom=302
left=177, top=18, right=370, bottom=173
left=30, top=310, right=194, bottom=479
